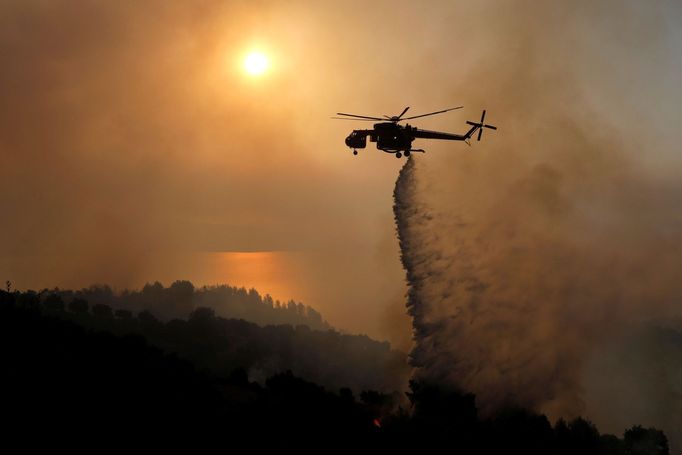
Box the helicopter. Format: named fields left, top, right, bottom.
left=333, top=106, right=497, bottom=158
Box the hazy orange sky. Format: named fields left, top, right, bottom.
left=2, top=0, right=681, bottom=346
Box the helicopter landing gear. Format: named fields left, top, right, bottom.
left=353, top=149, right=358, bottom=155
left=404, top=150, right=411, bottom=157
left=395, top=152, right=402, bottom=158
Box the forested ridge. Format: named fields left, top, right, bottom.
left=54, top=280, right=329, bottom=330
left=19, top=282, right=408, bottom=393
left=0, top=288, right=669, bottom=453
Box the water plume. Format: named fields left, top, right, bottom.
left=394, top=146, right=682, bottom=433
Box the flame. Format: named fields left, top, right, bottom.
left=372, top=418, right=381, bottom=428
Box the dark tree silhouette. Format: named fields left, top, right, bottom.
left=66, top=281, right=331, bottom=330
left=0, top=288, right=670, bottom=454
left=43, top=293, right=65, bottom=313
left=92, top=303, right=113, bottom=319
left=624, top=426, right=668, bottom=455
left=68, top=297, right=89, bottom=315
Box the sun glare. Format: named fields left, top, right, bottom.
left=244, top=52, right=269, bottom=76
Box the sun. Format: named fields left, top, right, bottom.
left=244, top=52, right=269, bottom=76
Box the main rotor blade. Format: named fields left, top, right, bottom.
left=402, top=106, right=463, bottom=120
left=480, top=110, right=486, bottom=123
left=477, top=128, right=483, bottom=141
left=466, top=121, right=479, bottom=126
left=397, top=106, right=410, bottom=119
left=331, top=117, right=377, bottom=121
left=484, top=124, right=497, bottom=130
left=336, top=112, right=385, bottom=121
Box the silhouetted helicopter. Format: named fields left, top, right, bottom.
left=333, top=106, right=496, bottom=158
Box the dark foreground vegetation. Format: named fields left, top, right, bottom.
left=0, top=289, right=669, bottom=453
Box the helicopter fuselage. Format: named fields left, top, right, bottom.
left=345, top=122, right=414, bottom=153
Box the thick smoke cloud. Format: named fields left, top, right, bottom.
left=394, top=140, right=682, bottom=439
left=393, top=4, right=682, bottom=443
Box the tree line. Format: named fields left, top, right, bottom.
left=0, top=289, right=669, bottom=453
left=50, top=280, right=329, bottom=330
left=9, top=285, right=409, bottom=393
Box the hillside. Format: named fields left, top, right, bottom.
left=14, top=284, right=409, bottom=393
left=0, top=291, right=669, bottom=453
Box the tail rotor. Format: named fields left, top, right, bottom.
left=466, top=110, right=497, bottom=141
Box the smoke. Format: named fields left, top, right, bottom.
left=584, top=325, right=682, bottom=449
left=393, top=117, right=682, bottom=443
left=390, top=7, right=682, bottom=451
